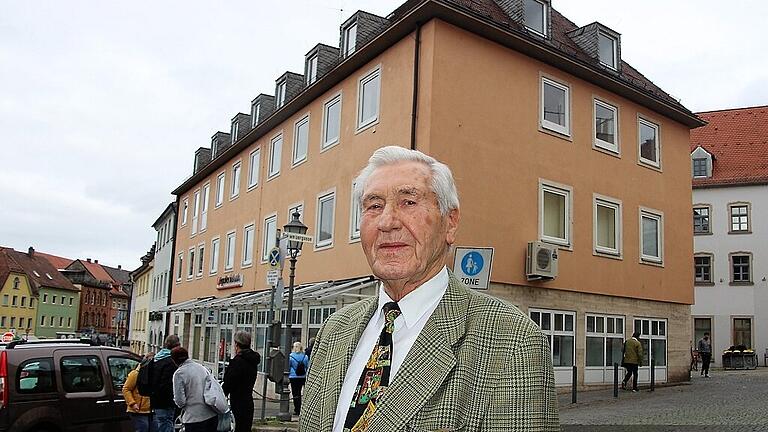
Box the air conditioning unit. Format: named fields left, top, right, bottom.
left=526, top=241, right=558, bottom=280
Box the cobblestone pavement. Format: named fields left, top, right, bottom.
left=559, top=367, right=768, bottom=431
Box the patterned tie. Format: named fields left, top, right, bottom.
left=344, top=301, right=401, bottom=431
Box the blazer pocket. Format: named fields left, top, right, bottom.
left=405, top=423, right=466, bottom=432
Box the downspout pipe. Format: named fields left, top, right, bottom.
left=410, top=22, right=422, bottom=150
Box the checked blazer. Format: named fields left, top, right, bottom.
left=299, top=274, right=559, bottom=432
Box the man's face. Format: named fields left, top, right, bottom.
left=360, top=161, right=459, bottom=288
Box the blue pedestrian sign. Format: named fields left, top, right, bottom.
left=453, top=247, right=494, bottom=290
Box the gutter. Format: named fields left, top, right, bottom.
left=410, top=22, right=422, bottom=150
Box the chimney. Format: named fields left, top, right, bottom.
left=118, top=265, right=122, bottom=270
left=27, top=246, right=35, bottom=258
left=194, top=147, right=212, bottom=174
left=250, top=94, right=276, bottom=128
left=94, top=259, right=99, bottom=264
left=86, top=258, right=91, bottom=263
left=211, top=131, right=233, bottom=159
left=305, top=43, right=341, bottom=86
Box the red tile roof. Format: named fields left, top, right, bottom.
left=80, top=260, right=116, bottom=284
left=36, top=251, right=74, bottom=270
left=0, top=248, right=79, bottom=295
left=691, top=105, right=768, bottom=188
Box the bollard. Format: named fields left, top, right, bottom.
left=650, top=358, right=655, bottom=392
left=571, top=365, right=577, bottom=403
left=613, top=362, right=619, bottom=398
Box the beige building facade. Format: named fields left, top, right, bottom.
left=168, top=0, right=703, bottom=387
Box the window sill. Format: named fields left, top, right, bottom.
left=349, top=236, right=361, bottom=244
left=540, top=238, right=572, bottom=252
left=241, top=263, right=253, bottom=270
left=592, top=143, right=621, bottom=159
left=320, top=139, right=340, bottom=153
left=267, top=174, right=280, bottom=183
left=314, top=243, right=334, bottom=252
left=695, top=282, right=715, bottom=286
left=214, top=203, right=223, bottom=209
left=593, top=250, right=623, bottom=261
left=229, top=194, right=240, bottom=202
left=538, top=125, right=573, bottom=142
left=291, top=158, right=307, bottom=169
left=246, top=184, right=258, bottom=193
left=694, top=232, right=713, bottom=236
left=728, top=231, right=752, bottom=235
left=637, top=159, right=663, bottom=173
left=729, top=282, right=754, bottom=286
left=640, top=258, right=664, bottom=268
left=355, top=118, right=379, bottom=135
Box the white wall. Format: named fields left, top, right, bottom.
left=692, top=184, right=768, bottom=363
left=150, top=208, right=176, bottom=350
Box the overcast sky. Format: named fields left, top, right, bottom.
left=1, top=1, right=766, bottom=271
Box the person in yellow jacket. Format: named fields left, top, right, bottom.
left=621, top=332, right=644, bottom=392
left=124, top=353, right=154, bottom=432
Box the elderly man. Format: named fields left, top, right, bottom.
left=300, top=146, right=558, bottom=431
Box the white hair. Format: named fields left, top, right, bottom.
left=353, top=146, right=460, bottom=215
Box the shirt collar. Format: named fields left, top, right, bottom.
left=376, top=266, right=449, bottom=328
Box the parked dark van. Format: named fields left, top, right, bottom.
left=0, top=339, right=141, bottom=432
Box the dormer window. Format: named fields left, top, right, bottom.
left=251, top=103, right=260, bottom=128
left=692, top=158, right=707, bottom=177
left=598, top=31, right=618, bottom=69
left=690, top=146, right=713, bottom=178
left=276, top=81, right=287, bottom=108
left=231, top=121, right=239, bottom=145
left=211, top=136, right=218, bottom=158
left=307, top=54, right=318, bottom=85
left=343, top=22, right=357, bottom=57
left=524, top=0, right=547, bottom=36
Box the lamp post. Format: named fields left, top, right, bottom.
left=277, top=211, right=308, bottom=421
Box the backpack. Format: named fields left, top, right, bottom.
left=295, top=354, right=306, bottom=376
left=203, top=370, right=229, bottom=415
left=136, top=361, right=153, bottom=397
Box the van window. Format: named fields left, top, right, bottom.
left=108, top=357, right=138, bottom=390
left=61, top=356, right=103, bottom=393
left=17, top=358, right=56, bottom=393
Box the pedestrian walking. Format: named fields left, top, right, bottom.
left=622, top=331, right=643, bottom=392
left=223, top=331, right=261, bottom=432
left=304, top=337, right=315, bottom=358
left=149, top=335, right=181, bottom=432
left=124, top=352, right=154, bottom=432
left=289, top=341, right=310, bottom=416
left=698, top=332, right=712, bottom=377
left=171, top=347, right=218, bottom=432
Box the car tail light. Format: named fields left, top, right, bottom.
left=0, top=351, right=7, bottom=410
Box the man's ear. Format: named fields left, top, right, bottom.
left=445, top=208, right=460, bottom=246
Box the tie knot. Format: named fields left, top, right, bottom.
left=383, top=301, right=400, bottom=314
left=383, top=302, right=401, bottom=325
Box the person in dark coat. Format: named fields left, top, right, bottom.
left=223, top=331, right=261, bottom=432
left=150, top=335, right=181, bottom=432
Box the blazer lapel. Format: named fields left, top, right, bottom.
left=319, top=296, right=378, bottom=432
left=370, top=274, right=470, bottom=431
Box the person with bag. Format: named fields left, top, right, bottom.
left=222, top=331, right=260, bottom=432
left=124, top=352, right=154, bottom=432
left=149, top=335, right=181, bottom=432
left=171, top=347, right=219, bottom=432
left=289, top=342, right=310, bottom=416
left=621, top=331, right=644, bottom=392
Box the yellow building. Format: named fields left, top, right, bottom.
left=129, top=248, right=154, bottom=354
left=0, top=248, right=38, bottom=337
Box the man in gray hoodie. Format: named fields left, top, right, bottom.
left=171, top=347, right=218, bottom=432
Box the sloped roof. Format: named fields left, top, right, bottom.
left=103, top=265, right=130, bottom=285
left=691, top=105, right=768, bottom=188
left=0, top=248, right=24, bottom=290
left=36, top=251, right=74, bottom=270
left=78, top=260, right=116, bottom=284
left=1, top=248, right=79, bottom=295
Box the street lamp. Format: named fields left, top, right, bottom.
left=277, top=211, right=308, bottom=421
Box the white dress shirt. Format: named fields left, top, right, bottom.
left=332, top=267, right=449, bottom=432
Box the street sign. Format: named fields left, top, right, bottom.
left=453, top=247, right=494, bottom=290
left=283, top=232, right=313, bottom=243
left=268, top=247, right=281, bottom=269
left=266, top=269, right=280, bottom=286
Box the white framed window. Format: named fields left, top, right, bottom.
left=694, top=253, right=713, bottom=284
left=197, top=244, right=205, bottom=277
left=539, top=181, right=572, bottom=247
left=316, top=190, right=336, bottom=249
left=586, top=314, right=625, bottom=369
left=177, top=253, right=183, bottom=281
left=692, top=158, right=708, bottom=178
left=524, top=0, right=547, bottom=36
left=541, top=77, right=570, bottom=136
left=248, top=148, right=260, bottom=189
left=728, top=203, right=750, bottom=233
left=598, top=31, right=618, bottom=69
left=243, top=223, right=255, bottom=267
left=640, top=208, right=663, bottom=264
left=181, top=198, right=189, bottom=226
left=230, top=161, right=241, bottom=198
left=187, top=247, right=195, bottom=279
left=350, top=182, right=362, bottom=241
left=191, top=190, right=200, bottom=235
left=231, top=121, right=239, bottom=144
left=693, top=205, right=711, bottom=235
left=262, top=214, right=278, bottom=262
left=200, top=183, right=210, bottom=232
left=634, top=318, right=667, bottom=367
left=594, top=99, right=618, bottom=153
left=530, top=309, right=575, bottom=368
left=594, top=195, right=621, bottom=256
left=306, top=54, right=318, bottom=85
left=357, top=67, right=381, bottom=130
left=276, top=81, right=287, bottom=108
left=251, top=103, right=260, bottom=128
left=225, top=231, right=236, bottom=271
left=638, top=117, right=660, bottom=168
left=730, top=253, right=752, bottom=284
left=343, top=22, right=357, bottom=57
left=293, top=115, right=310, bottom=166
left=215, top=172, right=225, bottom=207
left=268, top=134, right=283, bottom=178
left=322, top=94, right=342, bottom=149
